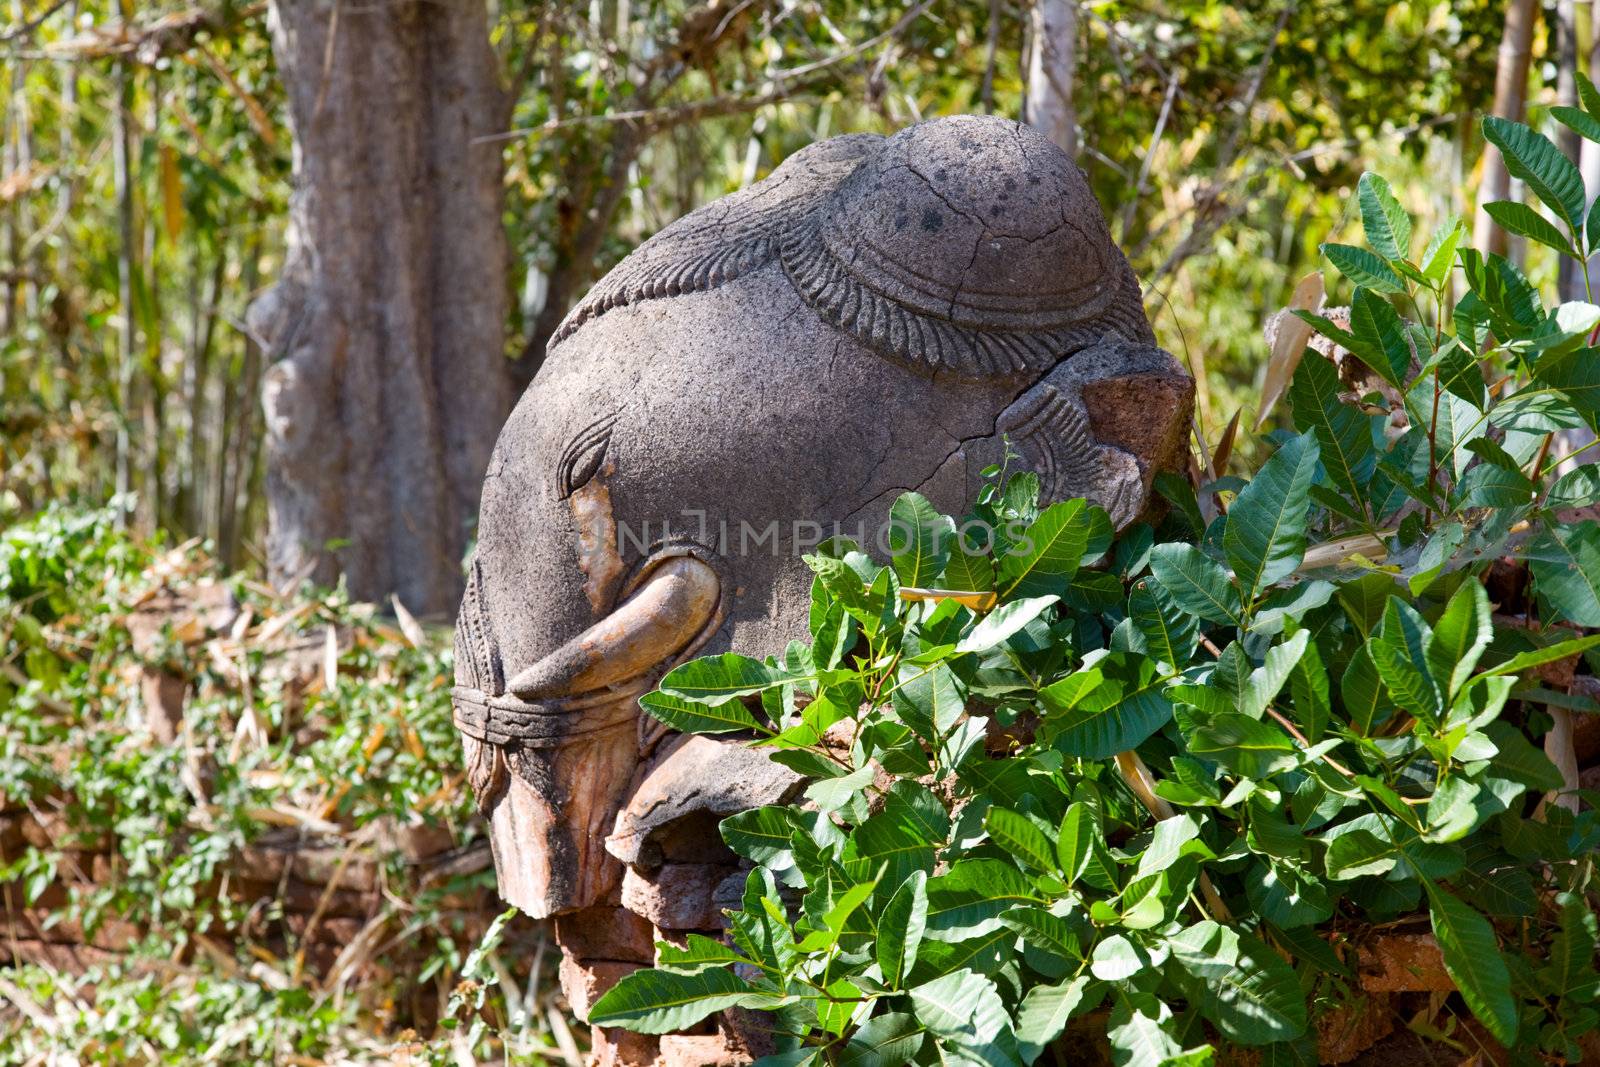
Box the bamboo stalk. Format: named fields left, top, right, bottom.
left=113, top=58, right=136, bottom=523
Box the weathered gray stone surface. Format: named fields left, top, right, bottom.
left=451, top=114, right=1193, bottom=1063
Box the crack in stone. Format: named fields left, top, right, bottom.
left=902, top=160, right=985, bottom=227
left=949, top=228, right=988, bottom=320
left=824, top=337, right=846, bottom=382
left=838, top=369, right=1049, bottom=525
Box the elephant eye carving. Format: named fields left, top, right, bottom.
left=557, top=414, right=617, bottom=499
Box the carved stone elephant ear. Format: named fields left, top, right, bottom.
left=551, top=133, right=884, bottom=347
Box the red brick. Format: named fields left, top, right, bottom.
left=555, top=905, right=657, bottom=963
left=620, top=864, right=734, bottom=931
left=1357, top=933, right=1453, bottom=993
left=658, top=1034, right=749, bottom=1067
left=590, top=1026, right=660, bottom=1067
left=559, top=954, right=640, bottom=1023
left=1316, top=992, right=1393, bottom=1065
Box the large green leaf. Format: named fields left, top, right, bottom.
left=875, top=871, right=928, bottom=988
left=984, top=807, right=1058, bottom=875
left=1148, top=543, right=1242, bottom=625
left=1461, top=249, right=1546, bottom=335
left=1171, top=922, right=1307, bottom=1045
left=1347, top=287, right=1412, bottom=387
left=1425, top=581, right=1491, bottom=700
left=908, top=928, right=1011, bottom=983
left=889, top=493, right=954, bottom=588
left=1482, top=201, right=1576, bottom=257
left=1000, top=906, right=1086, bottom=965
left=1482, top=721, right=1567, bottom=791
left=589, top=966, right=773, bottom=1034
left=924, top=860, right=1042, bottom=941
left=1045, top=653, right=1173, bottom=759
left=1528, top=521, right=1600, bottom=626
left=1128, top=578, right=1198, bottom=669
left=1483, top=116, right=1587, bottom=231
left=1435, top=337, right=1488, bottom=409
left=1287, top=635, right=1332, bottom=742
left=1425, top=883, right=1518, bottom=1046
left=1358, top=172, right=1412, bottom=262
left=1246, top=864, right=1332, bottom=929
left=1186, top=712, right=1298, bottom=778
left=1288, top=352, right=1376, bottom=507
left=1239, top=630, right=1310, bottom=719
left=1546, top=464, right=1600, bottom=509
left=1320, top=242, right=1404, bottom=294
left=1555, top=103, right=1600, bottom=146
left=892, top=661, right=965, bottom=741
left=659, top=653, right=798, bottom=706
left=1015, top=978, right=1096, bottom=1063
left=941, top=539, right=996, bottom=593
left=1480, top=632, right=1600, bottom=677
left=1106, top=995, right=1186, bottom=1067
left=1223, top=432, right=1321, bottom=601
left=1580, top=70, right=1600, bottom=117
left=1324, top=828, right=1398, bottom=880
left=639, top=689, right=764, bottom=734
left=838, top=1013, right=925, bottom=1067
left=997, top=499, right=1103, bottom=598
left=847, top=797, right=940, bottom=888
left=1055, top=802, right=1096, bottom=884
left=1420, top=218, right=1465, bottom=287
left=956, top=595, right=1058, bottom=654
left=909, top=970, right=1022, bottom=1064
left=656, top=934, right=751, bottom=973
left=721, top=806, right=804, bottom=865
left=1339, top=645, right=1386, bottom=734
left=1135, top=814, right=1203, bottom=877
left=1370, top=597, right=1442, bottom=726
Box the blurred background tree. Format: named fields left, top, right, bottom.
left=0, top=0, right=1540, bottom=610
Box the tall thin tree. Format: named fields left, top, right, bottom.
left=257, top=0, right=514, bottom=616
left=1024, top=0, right=1078, bottom=156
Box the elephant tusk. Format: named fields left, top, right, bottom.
left=506, top=555, right=721, bottom=700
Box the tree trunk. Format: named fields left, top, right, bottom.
left=1024, top=0, right=1078, bottom=157
left=113, top=60, right=137, bottom=524
left=257, top=0, right=513, bottom=617
left=1557, top=0, right=1585, bottom=301
left=1473, top=0, right=1538, bottom=258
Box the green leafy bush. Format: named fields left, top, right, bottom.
left=0, top=506, right=561, bottom=1065
left=587, top=96, right=1600, bottom=1065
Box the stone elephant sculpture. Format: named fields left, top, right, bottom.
left=451, top=114, right=1193, bottom=1064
